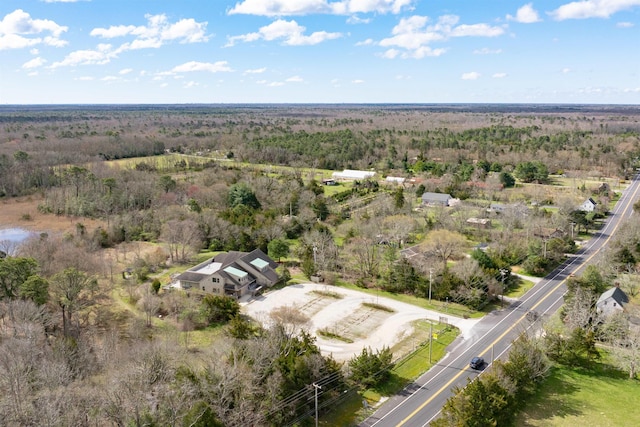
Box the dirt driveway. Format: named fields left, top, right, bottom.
left=243, top=283, right=480, bottom=362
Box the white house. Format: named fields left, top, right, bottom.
left=176, top=249, right=279, bottom=299
left=331, top=169, right=376, bottom=181
left=579, top=197, right=597, bottom=212
left=596, top=286, right=629, bottom=317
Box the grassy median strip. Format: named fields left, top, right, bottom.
left=362, top=302, right=395, bottom=313
left=311, top=289, right=345, bottom=299
left=317, top=328, right=354, bottom=343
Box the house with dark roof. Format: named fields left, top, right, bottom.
left=176, top=249, right=279, bottom=299
left=596, top=286, right=629, bottom=317
left=421, top=192, right=454, bottom=206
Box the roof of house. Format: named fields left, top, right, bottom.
left=332, top=169, right=376, bottom=180
left=176, top=271, right=207, bottom=283
left=421, top=192, right=452, bottom=202
left=179, top=248, right=279, bottom=288
left=597, top=287, right=629, bottom=306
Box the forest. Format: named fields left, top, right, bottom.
left=1, top=104, right=640, bottom=426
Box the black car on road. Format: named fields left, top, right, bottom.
left=469, top=356, right=484, bottom=370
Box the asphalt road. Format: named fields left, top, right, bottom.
left=361, top=173, right=640, bottom=427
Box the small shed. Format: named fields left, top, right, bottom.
left=421, top=192, right=453, bottom=206
left=467, top=218, right=492, bottom=229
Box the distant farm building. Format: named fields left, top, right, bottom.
left=385, top=176, right=406, bottom=184
left=331, top=169, right=376, bottom=181
left=421, top=192, right=454, bottom=207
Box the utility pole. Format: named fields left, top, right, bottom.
left=570, top=221, right=576, bottom=240
left=429, top=268, right=433, bottom=303
left=313, top=383, right=322, bottom=427
left=429, top=322, right=433, bottom=364
left=500, top=268, right=508, bottom=307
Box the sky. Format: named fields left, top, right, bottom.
left=1, top=0, right=639, bottom=104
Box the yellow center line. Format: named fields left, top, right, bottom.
left=395, top=177, right=640, bottom=427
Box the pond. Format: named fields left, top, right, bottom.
left=0, top=227, right=34, bottom=243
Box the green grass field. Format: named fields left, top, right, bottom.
left=517, top=363, right=640, bottom=427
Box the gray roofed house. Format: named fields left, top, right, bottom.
left=421, top=192, right=453, bottom=206
left=177, top=248, right=279, bottom=299
left=596, top=286, right=629, bottom=317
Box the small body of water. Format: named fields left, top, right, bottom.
left=0, top=227, right=34, bottom=243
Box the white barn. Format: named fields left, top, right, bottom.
left=331, top=169, right=376, bottom=181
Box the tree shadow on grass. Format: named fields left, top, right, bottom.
left=519, top=363, right=629, bottom=426
left=518, top=368, right=583, bottom=426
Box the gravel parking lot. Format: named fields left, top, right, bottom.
left=242, top=283, right=481, bottom=361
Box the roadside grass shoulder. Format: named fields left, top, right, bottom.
left=335, top=281, right=484, bottom=319
left=517, top=362, right=640, bottom=427
left=505, top=277, right=536, bottom=298
left=320, top=321, right=459, bottom=426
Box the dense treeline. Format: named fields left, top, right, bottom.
left=2, top=105, right=640, bottom=197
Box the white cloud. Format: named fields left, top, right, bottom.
left=244, top=67, right=267, bottom=74
left=492, top=72, right=507, bottom=78
left=507, top=3, right=541, bottom=23
left=549, top=0, right=640, bottom=20
left=30, top=48, right=39, bottom=55
left=119, top=68, right=133, bottom=75
left=22, top=56, right=47, bottom=69
left=356, top=38, right=374, bottom=46
left=101, top=76, right=118, bottom=81
left=473, top=47, right=502, bottom=54
left=171, top=61, right=233, bottom=73
left=226, top=19, right=342, bottom=46
left=42, top=0, right=86, bottom=3
left=352, top=79, right=364, bottom=83
left=268, top=81, right=285, bottom=87
left=347, top=15, right=371, bottom=24
left=617, top=21, right=634, bottom=27
left=90, top=14, right=209, bottom=52
left=461, top=71, right=481, bottom=80
left=76, top=76, right=94, bottom=81
left=228, top=0, right=414, bottom=16
left=0, top=9, right=68, bottom=50
left=184, top=81, right=199, bottom=88
left=379, top=14, right=504, bottom=59
left=286, top=75, right=304, bottom=82
left=50, top=44, right=114, bottom=68
left=562, top=67, right=571, bottom=73
left=380, top=48, right=400, bottom=59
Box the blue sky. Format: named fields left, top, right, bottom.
left=1, top=0, right=639, bottom=104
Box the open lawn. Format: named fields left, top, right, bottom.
left=517, top=363, right=640, bottom=427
